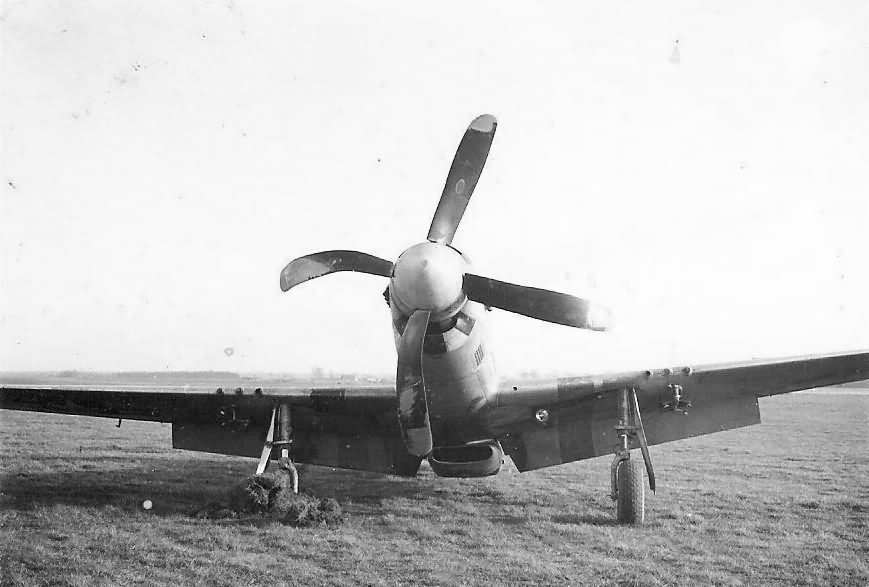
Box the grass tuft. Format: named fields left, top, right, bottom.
left=189, top=467, right=345, bottom=528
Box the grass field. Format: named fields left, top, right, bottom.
left=1, top=391, right=867, bottom=586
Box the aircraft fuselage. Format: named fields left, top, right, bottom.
left=389, top=242, right=497, bottom=448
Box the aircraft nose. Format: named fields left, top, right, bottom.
left=391, top=242, right=465, bottom=313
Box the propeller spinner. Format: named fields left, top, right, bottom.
left=279, top=114, right=613, bottom=457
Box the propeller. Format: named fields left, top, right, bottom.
left=396, top=310, right=433, bottom=456
left=463, top=274, right=613, bottom=331
left=427, top=114, right=497, bottom=246
left=280, top=250, right=393, bottom=292
left=279, top=113, right=613, bottom=457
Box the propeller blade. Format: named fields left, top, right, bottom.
left=463, top=273, right=614, bottom=331
left=396, top=310, right=433, bottom=457
left=427, top=114, right=497, bottom=245
left=280, top=250, right=393, bottom=292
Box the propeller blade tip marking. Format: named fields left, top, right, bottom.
left=469, top=114, right=497, bottom=133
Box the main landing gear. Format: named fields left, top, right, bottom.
left=257, top=403, right=299, bottom=494
left=610, top=387, right=655, bottom=524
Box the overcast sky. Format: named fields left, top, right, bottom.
left=2, top=1, right=867, bottom=376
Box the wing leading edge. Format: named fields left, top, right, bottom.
left=0, top=380, right=422, bottom=476
left=3, top=350, right=867, bottom=476
left=485, top=350, right=869, bottom=471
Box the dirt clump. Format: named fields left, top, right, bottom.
left=189, top=463, right=344, bottom=527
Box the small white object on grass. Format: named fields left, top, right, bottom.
left=142, top=499, right=153, bottom=510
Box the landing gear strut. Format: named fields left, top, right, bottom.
left=610, top=387, right=655, bottom=524
left=257, top=403, right=299, bottom=494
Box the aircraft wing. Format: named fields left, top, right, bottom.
left=0, top=378, right=420, bottom=476
left=485, top=350, right=869, bottom=471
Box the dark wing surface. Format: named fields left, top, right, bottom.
left=484, top=351, right=869, bottom=471
left=0, top=377, right=419, bottom=476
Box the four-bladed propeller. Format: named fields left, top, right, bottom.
left=280, top=114, right=613, bottom=457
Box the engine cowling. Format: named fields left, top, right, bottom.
left=428, top=440, right=504, bottom=478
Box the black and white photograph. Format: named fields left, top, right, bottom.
left=1, top=2, right=867, bottom=585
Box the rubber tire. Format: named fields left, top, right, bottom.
left=616, top=458, right=645, bottom=525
